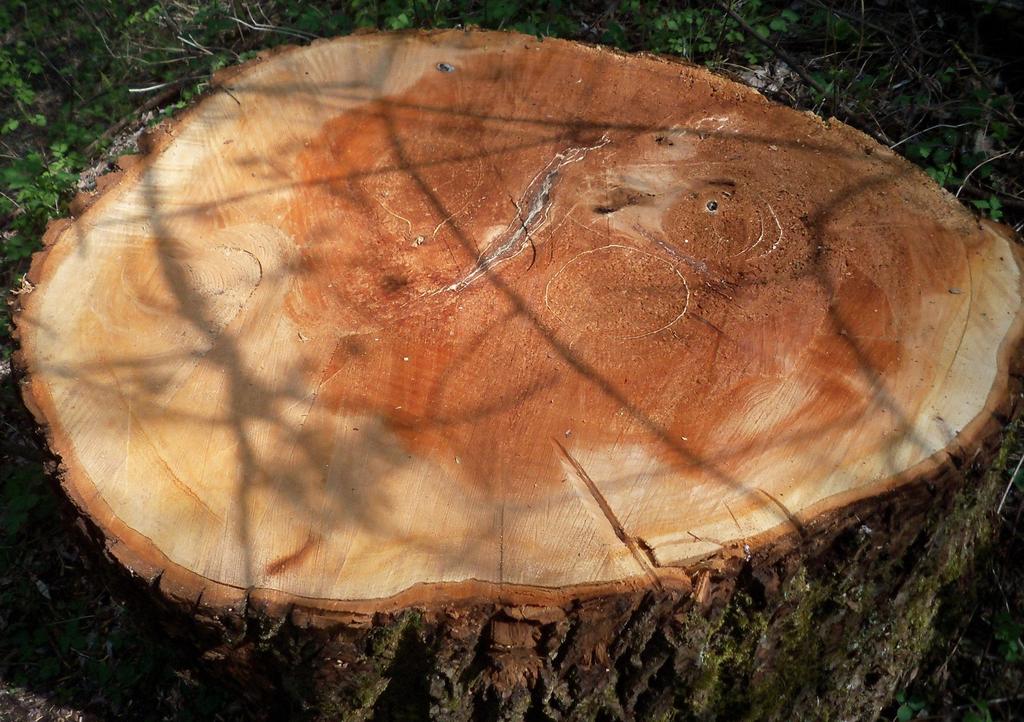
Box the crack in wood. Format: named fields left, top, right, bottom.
left=756, top=487, right=807, bottom=538
left=552, top=438, right=661, bottom=586
left=441, top=135, right=610, bottom=293
left=635, top=536, right=661, bottom=568
left=723, top=500, right=743, bottom=533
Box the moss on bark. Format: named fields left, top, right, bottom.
left=71, top=420, right=1018, bottom=721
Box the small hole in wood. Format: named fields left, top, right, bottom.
left=437, top=62, right=455, bottom=73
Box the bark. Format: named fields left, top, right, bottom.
left=58, top=414, right=1014, bottom=721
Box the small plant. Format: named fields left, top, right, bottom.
left=964, top=700, right=994, bottom=722
left=894, top=691, right=926, bottom=721
left=993, top=611, right=1023, bottom=662
left=1, top=144, right=81, bottom=260
left=971, top=195, right=1004, bottom=222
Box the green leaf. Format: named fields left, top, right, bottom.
left=387, top=12, right=411, bottom=30
left=603, top=21, right=627, bottom=49
left=965, top=700, right=994, bottom=722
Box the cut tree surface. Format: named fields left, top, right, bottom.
left=14, top=30, right=1024, bottom=614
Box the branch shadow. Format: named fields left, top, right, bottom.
left=12, top=33, right=983, bottom=634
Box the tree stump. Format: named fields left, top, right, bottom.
left=12, top=30, right=1024, bottom=720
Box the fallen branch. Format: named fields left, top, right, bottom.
left=83, top=81, right=188, bottom=158
left=716, top=1, right=829, bottom=97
